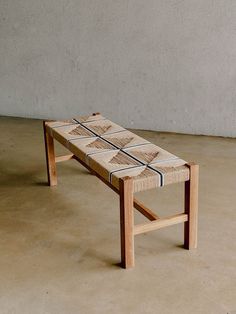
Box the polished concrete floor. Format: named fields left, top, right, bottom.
left=0, top=116, right=236, bottom=314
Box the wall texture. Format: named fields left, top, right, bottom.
left=0, top=0, right=236, bottom=137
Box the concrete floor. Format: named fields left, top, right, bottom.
left=0, top=116, right=236, bottom=314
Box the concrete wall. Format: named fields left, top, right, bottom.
left=1, top=1, right=236, bottom=137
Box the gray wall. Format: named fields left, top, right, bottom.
left=1, top=1, right=236, bottom=137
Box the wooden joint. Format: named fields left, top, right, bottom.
left=43, top=119, right=56, bottom=125
left=186, top=161, right=198, bottom=167
left=120, top=176, right=133, bottom=182
left=133, top=213, right=188, bottom=235
left=133, top=198, right=159, bottom=221
left=55, top=154, right=74, bottom=163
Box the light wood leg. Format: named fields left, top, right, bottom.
left=43, top=121, right=57, bottom=186
left=119, top=177, right=134, bottom=269
left=184, top=163, right=199, bottom=249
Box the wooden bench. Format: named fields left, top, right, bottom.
left=43, top=113, right=199, bottom=269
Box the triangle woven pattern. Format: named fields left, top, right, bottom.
left=78, top=115, right=91, bottom=123
left=76, top=113, right=104, bottom=123
left=130, top=150, right=159, bottom=164
left=69, top=126, right=92, bottom=136
left=46, top=113, right=190, bottom=190
left=109, top=151, right=138, bottom=166
left=89, top=124, right=112, bottom=135
left=155, top=164, right=186, bottom=173
left=107, top=136, right=134, bottom=148
left=86, top=138, right=111, bottom=150
left=63, top=119, right=77, bottom=124
left=134, top=168, right=157, bottom=179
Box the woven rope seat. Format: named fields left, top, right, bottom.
left=43, top=113, right=199, bottom=268
left=45, top=113, right=189, bottom=193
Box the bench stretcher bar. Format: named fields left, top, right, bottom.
left=55, top=154, right=74, bottom=163
left=134, top=213, right=188, bottom=235
left=53, top=149, right=187, bottom=236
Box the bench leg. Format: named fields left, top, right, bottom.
left=119, top=177, right=134, bottom=269
left=43, top=121, right=57, bottom=186
left=184, top=163, right=199, bottom=249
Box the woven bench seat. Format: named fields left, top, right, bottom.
left=45, top=113, right=189, bottom=193
left=43, top=113, right=199, bottom=269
